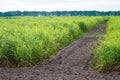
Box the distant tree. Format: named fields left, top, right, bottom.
left=0, top=11, right=120, bottom=16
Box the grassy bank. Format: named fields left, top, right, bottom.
left=91, top=16, right=120, bottom=72
left=0, top=16, right=104, bottom=67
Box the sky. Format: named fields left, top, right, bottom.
left=0, top=0, right=120, bottom=12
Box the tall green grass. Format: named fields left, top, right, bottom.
left=0, top=16, right=104, bottom=67
left=91, top=16, right=120, bottom=72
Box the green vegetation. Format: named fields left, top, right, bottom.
left=0, top=16, right=104, bottom=67
left=91, top=16, right=120, bottom=72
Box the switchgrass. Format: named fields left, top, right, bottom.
left=0, top=16, right=104, bottom=67
left=91, top=16, right=120, bottom=72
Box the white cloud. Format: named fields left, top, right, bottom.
left=0, top=0, right=120, bottom=12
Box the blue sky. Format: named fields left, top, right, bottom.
left=0, top=0, right=120, bottom=12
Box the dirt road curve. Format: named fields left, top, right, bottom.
left=0, top=22, right=120, bottom=80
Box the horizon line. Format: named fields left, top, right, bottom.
left=1, top=10, right=120, bottom=12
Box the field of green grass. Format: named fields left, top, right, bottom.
left=0, top=16, right=104, bottom=67
left=92, top=16, right=120, bottom=72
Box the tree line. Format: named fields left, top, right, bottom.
left=0, top=11, right=120, bottom=16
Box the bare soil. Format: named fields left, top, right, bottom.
left=0, top=22, right=120, bottom=80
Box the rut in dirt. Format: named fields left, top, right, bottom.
left=0, top=22, right=120, bottom=80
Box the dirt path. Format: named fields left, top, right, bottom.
left=0, top=22, right=120, bottom=80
